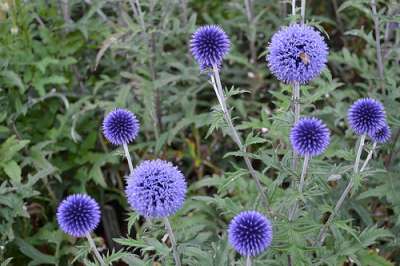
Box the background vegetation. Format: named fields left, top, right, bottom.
left=0, top=0, right=399, bottom=265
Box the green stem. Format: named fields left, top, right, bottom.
left=211, top=64, right=270, bottom=213
left=163, top=218, right=181, bottom=266
left=123, top=143, right=134, bottom=175
left=86, top=233, right=106, bottom=266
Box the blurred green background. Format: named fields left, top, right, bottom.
left=0, top=0, right=399, bottom=265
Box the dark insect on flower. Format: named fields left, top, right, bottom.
left=125, top=160, right=187, bottom=218
left=102, top=108, right=140, bottom=145
left=299, top=52, right=310, bottom=65
left=348, top=98, right=386, bottom=136
left=228, top=211, right=273, bottom=257
left=267, top=24, right=328, bottom=84
left=370, top=124, right=391, bottom=144
left=57, top=194, right=101, bottom=238
left=190, top=25, right=230, bottom=69
left=290, top=117, right=330, bottom=157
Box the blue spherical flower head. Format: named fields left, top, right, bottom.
left=348, top=98, right=386, bottom=136
left=267, top=24, right=328, bottom=84
left=228, top=211, right=273, bottom=257
left=57, top=194, right=101, bottom=238
left=125, top=160, right=187, bottom=218
left=290, top=117, right=330, bottom=157
left=190, top=25, right=230, bottom=69
left=370, top=124, right=391, bottom=143
left=103, top=108, right=140, bottom=145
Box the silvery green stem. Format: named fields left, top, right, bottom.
left=360, top=142, right=377, bottom=172
left=211, top=64, right=270, bottom=212
left=317, top=134, right=366, bottom=245
left=86, top=233, right=106, bottom=266
left=292, top=82, right=300, bottom=170
left=370, top=0, right=385, bottom=92
left=292, top=0, right=296, bottom=16
left=123, top=143, right=134, bottom=175
left=163, top=218, right=181, bottom=266
left=246, top=256, right=252, bottom=266
left=300, top=0, right=306, bottom=24
left=354, top=134, right=366, bottom=173
left=288, top=155, right=310, bottom=220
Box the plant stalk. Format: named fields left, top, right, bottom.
left=370, top=0, right=385, bottom=93
left=86, top=233, right=106, bottom=266
left=288, top=155, right=310, bottom=220
left=360, top=142, right=377, bottom=172
left=122, top=143, right=134, bottom=175
left=300, top=0, right=306, bottom=24
left=211, top=64, right=270, bottom=212
left=292, top=82, right=301, bottom=170
left=163, top=218, right=181, bottom=266
left=246, top=255, right=252, bottom=266
left=317, top=134, right=366, bottom=245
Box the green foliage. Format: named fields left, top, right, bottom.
left=0, top=0, right=399, bottom=265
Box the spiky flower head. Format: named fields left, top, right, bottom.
left=290, top=117, right=330, bottom=157
left=125, top=160, right=187, bottom=218
left=228, top=211, right=273, bottom=257
left=348, top=98, right=386, bottom=136
left=190, top=25, right=230, bottom=69
left=102, top=108, right=140, bottom=145
left=370, top=124, right=391, bottom=144
left=56, top=194, right=101, bottom=238
left=267, top=24, right=328, bottom=84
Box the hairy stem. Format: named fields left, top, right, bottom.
left=163, top=218, right=181, bottom=266
left=292, top=0, right=296, bottom=16
left=122, top=143, right=134, bottom=175
left=370, top=0, right=385, bottom=93
left=360, top=142, right=377, bottom=172
left=246, top=256, right=252, bottom=266
left=86, top=233, right=106, bottom=266
left=288, top=155, right=310, bottom=220
left=211, top=64, right=270, bottom=213
left=317, top=134, right=366, bottom=245
left=300, top=0, right=306, bottom=24
left=292, top=82, right=301, bottom=170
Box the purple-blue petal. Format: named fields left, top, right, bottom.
left=228, top=211, right=273, bottom=257
left=348, top=98, right=386, bottom=136
left=125, top=160, right=187, bottom=218
left=102, top=108, right=140, bottom=145
left=56, top=194, right=101, bottom=237
left=267, top=24, right=328, bottom=84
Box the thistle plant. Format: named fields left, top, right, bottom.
left=190, top=25, right=270, bottom=211
left=267, top=23, right=328, bottom=169
left=125, top=160, right=187, bottom=266
left=317, top=98, right=386, bottom=245
left=288, top=117, right=330, bottom=220
left=228, top=211, right=273, bottom=266
left=102, top=108, right=140, bottom=174
left=56, top=194, right=104, bottom=266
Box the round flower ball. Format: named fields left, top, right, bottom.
left=190, top=25, right=230, bottom=69
left=348, top=98, right=386, bottom=136
left=102, top=108, right=140, bottom=145
left=125, top=160, right=187, bottom=218
left=290, top=117, right=330, bottom=157
left=228, top=211, right=273, bottom=257
left=56, top=194, right=101, bottom=237
left=267, top=24, right=328, bottom=84
left=370, top=124, right=391, bottom=144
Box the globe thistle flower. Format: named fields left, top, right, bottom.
left=370, top=124, right=391, bottom=143
left=267, top=24, right=328, bottom=84
left=290, top=117, right=330, bottom=157
left=102, top=108, right=140, bottom=145
left=228, top=211, right=273, bottom=257
left=125, top=160, right=187, bottom=218
left=190, top=25, right=230, bottom=69
left=348, top=98, right=386, bottom=136
left=57, top=194, right=101, bottom=238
